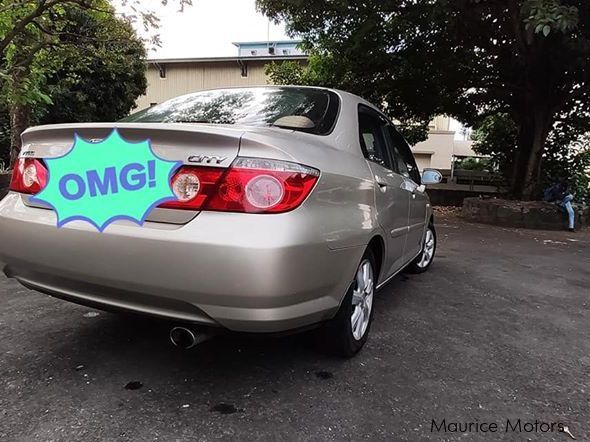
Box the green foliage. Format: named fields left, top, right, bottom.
left=266, top=60, right=310, bottom=86
left=0, top=0, right=191, bottom=165
left=0, top=1, right=144, bottom=109
left=0, top=3, right=147, bottom=163
left=473, top=112, right=590, bottom=202
left=40, top=8, right=147, bottom=124
left=544, top=141, right=590, bottom=204
left=0, top=1, right=65, bottom=107
left=258, top=0, right=590, bottom=199
left=544, top=112, right=590, bottom=203
left=472, top=113, right=518, bottom=178
left=523, top=0, right=579, bottom=35
left=265, top=55, right=429, bottom=145
left=454, top=157, right=494, bottom=172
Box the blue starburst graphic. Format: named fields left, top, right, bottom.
left=31, top=129, right=182, bottom=232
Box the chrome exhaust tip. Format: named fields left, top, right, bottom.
left=169, top=326, right=211, bottom=349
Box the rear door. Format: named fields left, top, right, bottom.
left=388, top=126, right=428, bottom=260
left=358, top=107, right=410, bottom=280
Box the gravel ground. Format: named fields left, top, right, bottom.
left=0, top=215, right=589, bottom=441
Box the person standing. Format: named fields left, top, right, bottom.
left=544, top=178, right=575, bottom=232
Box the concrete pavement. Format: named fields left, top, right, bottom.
left=1, top=215, right=589, bottom=441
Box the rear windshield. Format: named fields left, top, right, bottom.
left=121, top=87, right=340, bottom=135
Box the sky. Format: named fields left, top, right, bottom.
left=121, top=0, right=291, bottom=59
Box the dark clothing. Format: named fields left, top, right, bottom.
left=544, top=181, right=575, bottom=230
left=543, top=183, right=568, bottom=203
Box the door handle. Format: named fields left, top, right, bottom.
left=411, top=184, right=426, bottom=198
left=376, top=178, right=388, bottom=192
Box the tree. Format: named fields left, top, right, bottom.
left=40, top=7, right=147, bottom=124
left=266, top=60, right=314, bottom=87
left=0, top=0, right=191, bottom=165
left=473, top=111, right=590, bottom=203
left=266, top=56, right=431, bottom=145
left=471, top=113, right=519, bottom=179
left=0, top=7, right=147, bottom=163
left=258, top=0, right=590, bottom=200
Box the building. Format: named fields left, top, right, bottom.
left=135, top=56, right=306, bottom=111
left=413, top=116, right=477, bottom=172
left=234, top=40, right=305, bottom=57
left=135, top=40, right=306, bottom=110
left=135, top=40, right=477, bottom=170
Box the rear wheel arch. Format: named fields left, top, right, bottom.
left=319, top=247, right=377, bottom=357
left=405, top=222, right=436, bottom=274
left=367, top=235, right=385, bottom=283
left=330, top=235, right=384, bottom=317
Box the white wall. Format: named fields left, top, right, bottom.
left=411, top=132, right=478, bottom=171
left=412, top=131, right=455, bottom=170
left=135, top=61, right=272, bottom=111
left=454, top=140, right=477, bottom=157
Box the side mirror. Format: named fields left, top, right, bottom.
left=421, top=169, right=443, bottom=185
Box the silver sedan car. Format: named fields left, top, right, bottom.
left=0, top=86, right=441, bottom=356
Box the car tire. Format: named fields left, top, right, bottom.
left=405, top=223, right=436, bottom=274
left=318, top=249, right=376, bottom=357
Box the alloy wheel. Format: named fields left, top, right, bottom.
left=351, top=259, right=374, bottom=340
left=417, top=228, right=435, bottom=268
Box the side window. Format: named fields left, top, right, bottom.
left=388, top=126, right=421, bottom=184
left=358, top=110, right=393, bottom=170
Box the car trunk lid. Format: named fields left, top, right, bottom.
left=20, top=123, right=244, bottom=225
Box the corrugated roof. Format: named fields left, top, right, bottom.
left=146, top=55, right=307, bottom=64
left=232, top=40, right=303, bottom=46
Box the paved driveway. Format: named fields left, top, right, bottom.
left=1, top=215, right=589, bottom=441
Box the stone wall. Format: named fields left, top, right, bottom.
left=462, top=197, right=589, bottom=230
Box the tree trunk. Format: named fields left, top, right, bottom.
left=510, top=107, right=552, bottom=200
left=9, top=103, right=30, bottom=167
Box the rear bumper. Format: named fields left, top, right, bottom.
left=0, top=192, right=364, bottom=333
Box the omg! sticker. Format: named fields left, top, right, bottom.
left=31, top=129, right=181, bottom=231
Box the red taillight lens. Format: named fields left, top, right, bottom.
left=205, top=158, right=320, bottom=213
left=159, top=158, right=319, bottom=213
left=160, top=166, right=225, bottom=210
left=9, top=158, right=48, bottom=194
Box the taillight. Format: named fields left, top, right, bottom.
left=160, top=167, right=225, bottom=210
left=9, top=158, right=48, bottom=194
left=160, top=157, right=319, bottom=213
left=206, top=158, right=320, bottom=213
